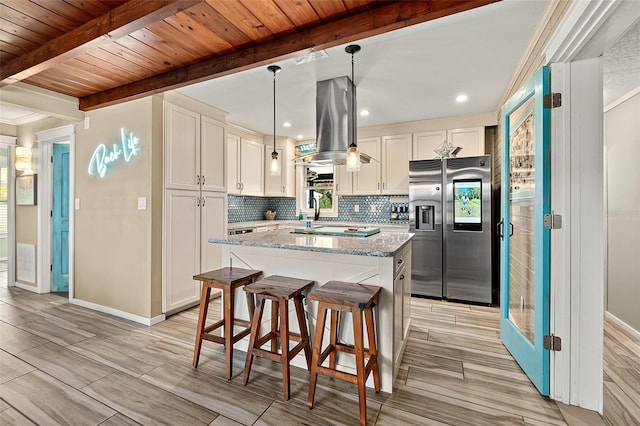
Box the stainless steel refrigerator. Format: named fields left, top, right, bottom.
left=409, top=155, right=492, bottom=304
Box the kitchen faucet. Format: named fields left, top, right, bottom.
left=311, top=197, right=320, bottom=221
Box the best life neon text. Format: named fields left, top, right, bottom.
left=88, top=128, right=140, bottom=178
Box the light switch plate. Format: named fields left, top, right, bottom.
left=74, top=198, right=80, bottom=210
left=370, top=205, right=377, bottom=212
left=354, top=205, right=359, bottom=212
left=137, top=197, right=146, bottom=210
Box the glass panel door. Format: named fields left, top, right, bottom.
left=499, top=66, right=551, bottom=396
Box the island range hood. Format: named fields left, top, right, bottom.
left=294, top=76, right=372, bottom=167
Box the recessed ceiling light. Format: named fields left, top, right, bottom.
left=283, top=121, right=291, bottom=127
left=456, top=94, right=468, bottom=103
left=297, top=134, right=303, bottom=139
left=360, top=109, right=370, bottom=116
left=291, top=50, right=328, bottom=65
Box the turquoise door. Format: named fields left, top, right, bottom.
left=52, top=143, right=70, bottom=292
left=499, top=66, right=551, bottom=395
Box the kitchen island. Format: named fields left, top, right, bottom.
left=209, top=228, right=413, bottom=393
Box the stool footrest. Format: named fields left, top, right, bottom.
left=203, top=319, right=225, bottom=334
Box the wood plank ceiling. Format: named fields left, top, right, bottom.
left=0, top=0, right=498, bottom=111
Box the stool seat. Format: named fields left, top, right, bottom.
left=192, top=267, right=262, bottom=380
left=243, top=275, right=314, bottom=400
left=307, top=281, right=381, bottom=426
left=307, top=280, right=381, bottom=308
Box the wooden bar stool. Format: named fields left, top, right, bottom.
left=192, top=267, right=262, bottom=380
left=243, top=275, right=314, bottom=400
left=307, top=281, right=381, bottom=426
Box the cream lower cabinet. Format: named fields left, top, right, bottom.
left=164, top=190, right=227, bottom=313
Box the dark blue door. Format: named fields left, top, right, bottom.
left=52, top=143, right=69, bottom=292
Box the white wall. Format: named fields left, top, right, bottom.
left=605, top=91, right=640, bottom=332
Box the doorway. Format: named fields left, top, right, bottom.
left=52, top=143, right=70, bottom=292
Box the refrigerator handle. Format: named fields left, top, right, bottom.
left=497, top=219, right=504, bottom=240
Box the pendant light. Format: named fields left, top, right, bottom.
left=345, top=44, right=361, bottom=172
left=268, top=65, right=282, bottom=176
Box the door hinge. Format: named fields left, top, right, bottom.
left=50, top=264, right=53, bottom=271
left=51, top=155, right=54, bottom=163
left=544, top=334, right=562, bottom=351
left=544, top=212, right=562, bottom=229
left=50, top=210, right=53, bottom=217
left=544, top=93, right=562, bottom=108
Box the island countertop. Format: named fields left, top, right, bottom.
left=209, top=228, right=413, bottom=257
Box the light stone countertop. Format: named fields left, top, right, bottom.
left=210, top=227, right=413, bottom=257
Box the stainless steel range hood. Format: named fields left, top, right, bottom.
left=294, top=76, right=372, bottom=166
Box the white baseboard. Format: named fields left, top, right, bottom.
left=71, top=297, right=166, bottom=326
left=14, top=281, right=41, bottom=293
left=605, top=311, right=640, bottom=340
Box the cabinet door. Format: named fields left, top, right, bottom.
left=264, top=145, right=285, bottom=196
left=393, top=269, right=404, bottom=363
left=412, top=130, right=447, bottom=160
left=165, top=103, right=200, bottom=190
left=447, top=127, right=485, bottom=157
left=402, top=245, right=412, bottom=337
left=164, top=190, right=201, bottom=313
left=227, top=132, right=241, bottom=194
left=381, top=134, right=411, bottom=194
left=334, top=165, right=353, bottom=195
left=201, top=116, right=226, bottom=192
left=240, top=137, right=264, bottom=196
left=200, top=192, right=227, bottom=273
left=352, top=137, right=381, bottom=195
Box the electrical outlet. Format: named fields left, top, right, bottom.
left=354, top=204, right=359, bottom=212
left=137, top=197, right=147, bottom=210
left=370, top=205, right=377, bottom=213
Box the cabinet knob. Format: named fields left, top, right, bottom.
left=397, top=259, right=404, bottom=265
left=399, top=274, right=405, bottom=280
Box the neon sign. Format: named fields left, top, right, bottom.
left=88, top=128, right=140, bottom=178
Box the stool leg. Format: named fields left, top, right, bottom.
left=271, top=299, right=279, bottom=353
left=308, top=302, right=328, bottom=409
left=294, top=296, right=312, bottom=370
left=329, top=310, right=338, bottom=369
left=364, top=306, right=380, bottom=392
left=352, top=307, right=367, bottom=426
left=243, top=295, right=265, bottom=385
left=223, top=285, right=235, bottom=380
left=193, top=284, right=212, bottom=368
left=279, top=298, right=291, bottom=400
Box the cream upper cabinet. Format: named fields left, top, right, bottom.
left=264, top=145, right=285, bottom=196
left=334, top=164, right=353, bottom=195
left=447, top=127, right=485, bottom=157
left=227, top=133, right=241, bottom=195
left=352, top=137, right=381, bottom=195
left=200, top=116, right=226, bottom=192
left=239, top=137, right=264, bottom=196
left=412, top=130, right=447, bottom=160
left=228, top=132, right=264, bottom=196
left=165, top=103, right=200, bottom=190
left=165, top=102, right=226, bottom=192
left=381, top=134, right=411, bottom=194
left=264, top=139, right=295, bottom=197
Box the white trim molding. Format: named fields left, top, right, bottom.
left=604, top=85, right=640, bottom=112
left=606, top=311, right=640, bottom=341
left=1, top=136, right=17, bottom=288
left=36, top=124, right=76, bottom=300
left=71, top=297, right=166, bottom=326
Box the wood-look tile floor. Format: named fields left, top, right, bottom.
left=0, top=286, right=628, bottom=425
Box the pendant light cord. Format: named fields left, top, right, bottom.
left=273, top=68, right=277, bottom=155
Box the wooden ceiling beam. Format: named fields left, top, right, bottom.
left=0, top=0, right=204, bottom=86
left=79, top=0, right=498, bottom=111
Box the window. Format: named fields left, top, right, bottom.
left=297, top=165, right=338, bottom=217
